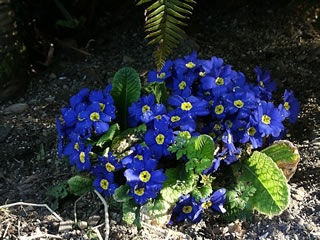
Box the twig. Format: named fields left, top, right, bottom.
left=19, top=233, right=63, bottom=240
left=74, top=195, right=85, bottom=224
left=0, top=202, right=63, bottom=222
left=94, top=190, right=109, bottom=240
left=92, top=227, right=103, bottom=240
left=3, top=221, right=10, bottom=238
left=18, top=220, right=21, bottom=238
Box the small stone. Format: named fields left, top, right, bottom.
left=0, top=125, right=11, bottom=142
left=58, top=220, right=73, bottom=233
left=88, top=215, right=100, bottom=226
left=78, top=221, right=87, bottom=230
left=4, top=103, right=29, bottom=114
left=49, top=73, right=57, bottom=79
left=63, top=85, right=68, bottom=90
left=122, top=55, right=135, bottom=64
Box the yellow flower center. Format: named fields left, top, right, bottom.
left=228, top=133, right=232, bottom=143
left=233, top=86, right=240, bottom=92
left=156, top=134, right=165, bottom=145
left=201, top=201, right=212, bottom=209
left=99, top=103, right=105, bottom=112
left=284, top=102, right=290, bottom=111
left=179, top=81, right=187, bottom=90
left=155, top=115, right=162, bottom=120
left=78, top=114, right=84, bottom=121
left=171, top=116, right=181, bottom=122
left=186, top=62, right=196, bottom=69
left=215, top=105, right=224, bottom=115
left=182, top=131, right=191, bottom=139
left=209, top=100, right=214, bottom=105
left=260, top=81, right=265, bottom=88
left=204, top=91, right=210, bottom=96
left=139, top=171, right=151, bottom=183
left=182, top=206, right=192, bottom=214
left=158, top=72, right=166, bottom=79
left=134, top=185, right=145, bottom=196
left=215, top=77, right=224, bottom=86
left=100, top=179, right=109, bottom=190
left=80, top=152, right=85, bottom=163
left=74, top=142, right=79, bottom=151
left=106, top=163, right=115, bottom=172
left=199, top=71, right=206, bottom=77
left=90, top=112, right=100, bottom=121
left=214, top=124, right=221, bottom=130
left=262, top=114, right=271, bottom=124
left=135, top=155, right=143, bottom=160
left=142, top=105, right=150, bottom=113
left=234, top=100, right=244, bottom=108
left=247, top=127, right=256, bottom=136
left=225, top=120, right=233, bottom=128
left=181, top=102, right=193, bottom=111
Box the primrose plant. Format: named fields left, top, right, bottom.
left=57, top=51, right=300, bottom=226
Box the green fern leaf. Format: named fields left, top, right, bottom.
left=138, top=0, right=196, bottom=71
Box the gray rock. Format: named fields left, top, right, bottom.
left=49, top=73, right=57, bottom=79
left=122, top=55, right=135, bottom=64
left=88, top=215, right=100, bottom=226
left=0, top=125, right=11, bottom=142
left=58, top=220, right=73, bottom=233
left=78, top=221, right=87, bottom=230
left=4, top=103, right=29, bottom=114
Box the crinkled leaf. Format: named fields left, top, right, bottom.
left=113, top=184, right=132, bottom=203
left=192, top=184, right=212, bottom=202
left=67, top=176, right=93, bottom=196
left=96, top=124, right=120, bottom=148
left=111, top=67, right=141, bottom=129
left=160, top=167, right=197, bottom=203
left=47, top=182, right=69, bottom=199
left=239, top=151, right=290, bottom=216
left=262, top=140, right=300, bottom=180
left=122, top=199, right=138, bottom=225
left=145, top=198, right=171, bottom=225
left=185, top=158, right=212, bottom=174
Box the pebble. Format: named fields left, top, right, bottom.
left=4, top=103, right=29, bottom=114
left=88, top=215, right=100, bottom=226
left=122, top=55, right=135, bottom=64
left=78, top=221, right=87, bottom=230
left=58, top=220, right=73, bottom=232
left=49, top=73, right=57, bottom=79
left=0, top=125, right=11, bottom=142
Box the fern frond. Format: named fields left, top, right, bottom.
left=137, top=0, right=196, bottom=71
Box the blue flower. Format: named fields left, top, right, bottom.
left=128, top=94, right=156, bottom=127
left=144, top=118, right=174, bottom=158
left=224, top=91, right=256, bottom=119
left=254, top=66, right=276, bottom=101
left=278, top=90, right=300, bottom=123
left=70, top=144, right=92, bottom=171
left=70, top=88, right=89, bottom=109
left=211, top=100, right=226, bottom=120
left=222, top=129, right=236, bottom=154
left=122, top=144, right=153, bottom=170
left=148, top=60, right=173, bottom=83
left=124, top=158, right=166, bottom=205
left=97, top=153, right=123, bottom=173
left=63, top=133, right=83, bottom=157
left=170, top=195, right=203, bottom=223
left=168, top=95, right=210, bottom=117
left=174, top=51, right=199, bottom=73
left=252, top=101, right=284, bottom=137
left=172, top=68, right=195, bottom=97
left=80, top=103, right=112, bottom=135
left=92, top=165, right=118, bottom=197
left=203, top=148, right=239, bottom=174
left=89, top=90, right=116, bottom=120
left=168, top=109, right=196, bottom=132
left=239, top=122, right=263, bottom=149
left=200, top=188, right=226, bottom=213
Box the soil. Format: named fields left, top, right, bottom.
left=1, top=2, right=320, bottom=240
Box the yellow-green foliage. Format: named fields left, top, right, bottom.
left=136, top=0, right=196, bottom=71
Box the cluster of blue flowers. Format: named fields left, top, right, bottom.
left=57, top=51, right=300, bottom=225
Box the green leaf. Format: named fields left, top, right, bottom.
left=239, top=151, right=290, bottom=216
left=144, top=82, right=168, bottom=104
left=67, top=176, right=93, bottom=196
left=111, top=67, right=141, bottom=129
left=261, top=140, right=300, bottom=180
left=185, top=158, right=212, bottom=174
left=96, top=124, right=120, bottom=148
left=160, top=167, right=197, bottom=203
left=122, top=199, right=138, bottom=225
left=47, top=182, right=69, bottom=199
left=191, top=184, right=212, bottom=202
left=193, top=135, right=215, bottom=159
left=145, top=198, right=171, bottom=225
left=113, top=185, right=132, bottom=203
